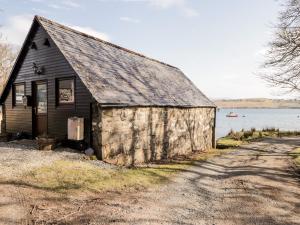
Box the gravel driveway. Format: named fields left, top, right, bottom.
left=0, top=140, right=114, bottom=180
left=93, top=137, right=300, bottom=225
left=0, top=137, right=299, bottom=225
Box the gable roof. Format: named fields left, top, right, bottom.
left=1, top=16, right=215, bottom=107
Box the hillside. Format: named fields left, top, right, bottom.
left=214, top=98, right=300, bottom=108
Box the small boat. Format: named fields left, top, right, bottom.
left=226, top=112, right=238, bottom=117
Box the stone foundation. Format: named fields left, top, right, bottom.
left=92, top=105, right=215, bottom=165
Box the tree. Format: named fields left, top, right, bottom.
left=0, top=34, right=16, bottom=93
left=262, top=0, right=300, bottom=94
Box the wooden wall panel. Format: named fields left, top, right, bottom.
left=4, top=25, right=93, bottom=143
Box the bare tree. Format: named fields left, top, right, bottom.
left=0, top=34, right=16, bottom=93
left=262, top=0, right=300, bottom=93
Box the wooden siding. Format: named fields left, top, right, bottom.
left=4, top=24, right=93, bottom=142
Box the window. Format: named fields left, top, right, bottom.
left=13, top=83, right=25, bottom=106
left=57, top=78, right=75, bottom=104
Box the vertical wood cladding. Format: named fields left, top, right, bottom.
left=4, top=25, right=93, bottom=142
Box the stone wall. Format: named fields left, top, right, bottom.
left=92, top=105, right=215, bottom=165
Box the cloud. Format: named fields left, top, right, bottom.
left=0, top=14, right=110, bottom=46
left=255, top=47, right=268, bottom=57
left=70, top=25, right=110, bottom=41
left=48, top=3, right=66, bottom=9
left=31, top=7, right=48, bottom=15
left=47, top=1, right=82, bottom=10
left=147, top=0, right=185, bottom=9
left=120, top=16, right=140, bottom=23
left=0, top=14, right=33, bottom=46
left=62, top=0, right=81, bottom=8
left=121, top=0, right=198, bottom=17
left=183, top=7, right=199, bottom=17
left=28, top=0, right=44, bottom=2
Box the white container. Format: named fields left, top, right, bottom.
left=68, top=117, right=84, bottom=140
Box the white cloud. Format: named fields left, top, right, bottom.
left=255, top=47, right=268, bottom=57
left=70, top=25, right=110, bottom=41
left=0, top=14, right=33, bottom=46
left=31, top=7, right=48, bottom=15
left=147, top=0, right=185, bottom=9
left=62, top=0, right=81, bottom=8
left=28, top=0, right=44, bottom=2
left=183, top=7, right=199, bottom=17
left=48, top=1, right=82, bottom=10
left=120, top=16, right=140, bottom=23
left=121, top=0, right=198, bottom=17
left=48, top=3, right=66, bottom=9
left=0, top=14, right=110, bottom=46
left=27, top=0, right=81, bottom=10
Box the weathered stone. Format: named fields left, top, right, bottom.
left=85, top=148, right=95, bottom=156
left=92, top=105, right=215, bottom=166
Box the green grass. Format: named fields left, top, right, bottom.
left=217, top=137, right=244, bottom=149
left=217, top=128, right=300, bottom=149
left=289, top=148, right=300, bottom=168
left=21, top=149, right=232, bottom=193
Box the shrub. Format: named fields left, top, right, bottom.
left=242, top=131, right=253, bottom=139
left=227, top=129, right=235, bottom=137
left=230, top=131, right=243, bottom=141
left=262, top=127, right=278, bottom=132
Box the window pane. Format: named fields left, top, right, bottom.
left=15, top=84, right=25, bottom=105
left=59, top=79, right=74, bottom=104
left=37, top=84, right=47, bottom=114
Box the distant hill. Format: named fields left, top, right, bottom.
left=214, top=98, right=300, bottom=108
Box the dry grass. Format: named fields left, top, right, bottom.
left=20, top=149, right=232, bottom=194
left=217, top=138, right=244, bottom=149
left=217, top=129, right=300, bottom=149
left=289, top=148, right=300, bottom=168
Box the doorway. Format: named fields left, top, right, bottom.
left=32, top=81, right=47, bottom=137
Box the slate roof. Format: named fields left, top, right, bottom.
left=8, top=16, right=216, bottom=107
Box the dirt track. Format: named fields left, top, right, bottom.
left=0, top=137, right=299, bottom=225
left=92, top=137, right=300, bottom=225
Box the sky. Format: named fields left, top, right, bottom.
left=0, top=0, right=288, bottom=99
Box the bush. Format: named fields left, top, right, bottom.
left=227, top=129, right=235, bottom=137
left=262, top=127, right=279, bottom=132
left=230, top=131, right=243, bottom=141
left=242, top=131, right=253, bottom=139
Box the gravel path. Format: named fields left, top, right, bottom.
left=0, top=140, right=115, bottom=180
left=0, top=140, right=83, bottom=179
left=0, top=137, right=299, bottom=225
left=96, top=137, right=300, bottom=225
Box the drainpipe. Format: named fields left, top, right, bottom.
left=212, top=107, right=217, bottom=148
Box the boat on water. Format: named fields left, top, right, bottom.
left=226, top=112, right=238, bottom=117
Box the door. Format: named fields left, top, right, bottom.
left=33, top=81, right=47, bottom=137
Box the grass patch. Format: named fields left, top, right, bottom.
left=217, top=137, right=244, bottom=149
left=21, top=149, right=231, bottom=193
left=289, top=148, right=300, bottom=169
left=217, top=128, right=300, bottom=149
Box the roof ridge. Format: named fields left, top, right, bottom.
left=35, top=15, right=178, bottom=69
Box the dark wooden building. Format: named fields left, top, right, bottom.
left=0, top=16, right=216, bottom=165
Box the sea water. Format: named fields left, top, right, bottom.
left=216, top=108, right=300, bottom=139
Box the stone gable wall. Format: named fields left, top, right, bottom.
left=92, top=105, right=215, bottom=165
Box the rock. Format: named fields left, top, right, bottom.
left=85, top=147, right=94, bottom=156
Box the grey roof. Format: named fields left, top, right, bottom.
left=37, top=16, right=215, bottom=107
